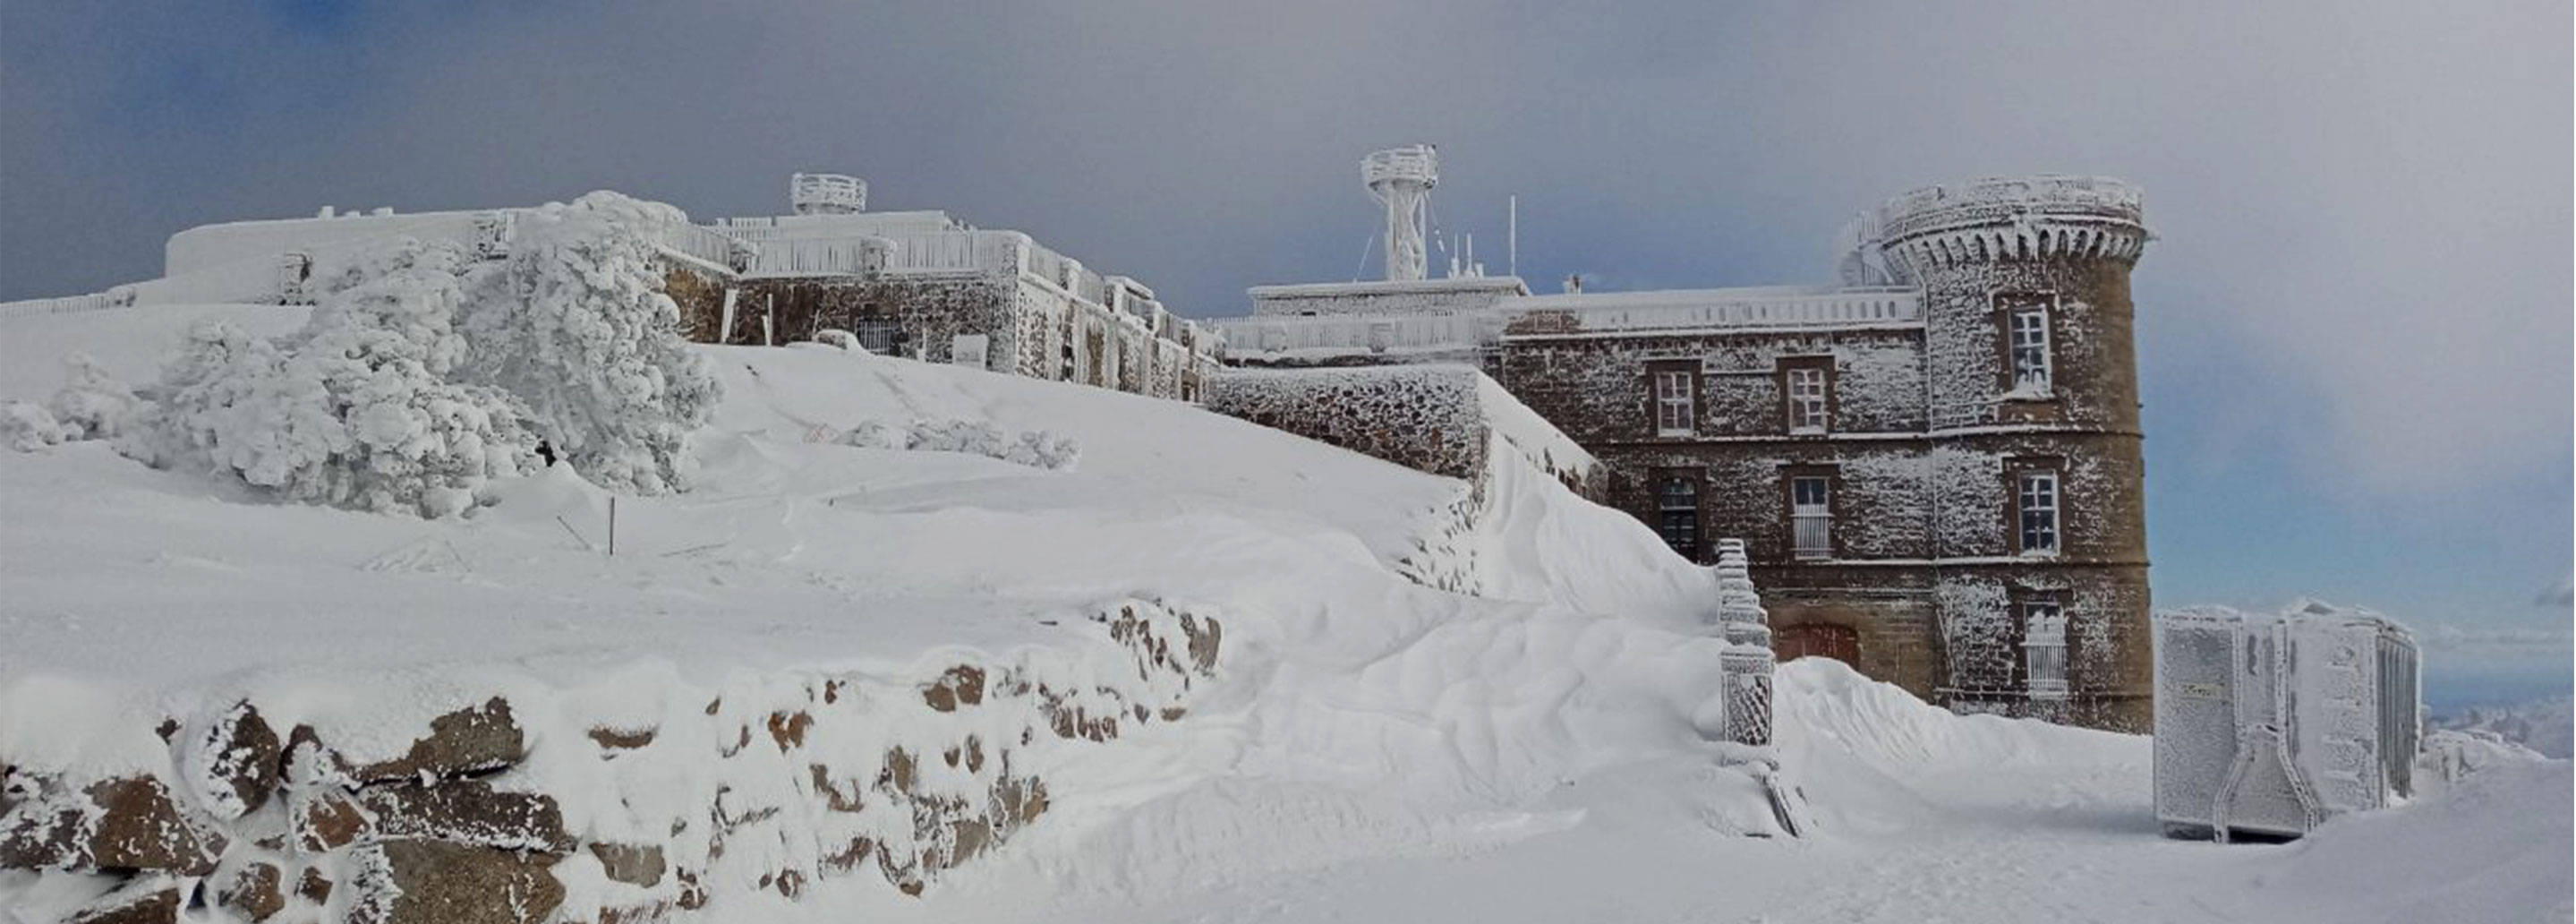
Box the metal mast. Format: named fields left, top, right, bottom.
left=1361, top=145, right=1439, bottom=281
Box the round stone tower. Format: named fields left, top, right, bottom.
left=1873, top=175, right=2155, bottom=731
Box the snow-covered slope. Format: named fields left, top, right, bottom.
left=1, top=304, right=1751, bottom=919
left=4, top=305, right=2564, bottom=924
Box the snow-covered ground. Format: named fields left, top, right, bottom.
left=2, top=304, right=2566, bottom=923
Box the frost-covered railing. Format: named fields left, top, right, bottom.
left=749, top=239, right=876, bottom=276
left=1511, top=287, right=1922, bottom=334
left=744, top=231, right=1015, bottom=277
left=885, top=232, right=1015, bottom=274
left=653, top=223, right=749, bottom=270
left=1207, top=312, right=1495, bottom=355
left=1877, top=175, right=2144, bottom=240
left=2, top=255, right=298, bottom=316
left=0, top=293, right=123, bottom=317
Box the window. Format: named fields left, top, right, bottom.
left=1790, top=475, right=1832, bottom=559
left=1787, top=366, right=1829, bottom=433
left=1651, top=364, right=1699, bottom=437
left=2023, top=600, right=2068, bottom=698
left=1657, top=475, right=1700, bottom=560
left=2008, top=304, right=2052, bottom=395
left=2017, top=470, right=2060, bottom=555
left=855, top=319, right=905, bottom=355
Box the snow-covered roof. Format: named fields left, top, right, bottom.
left=1498, top=285, right=1923, bottom=336
left=708, top=210, right=966, bottom=239
left=1246, top=276, right=1531, bottom=299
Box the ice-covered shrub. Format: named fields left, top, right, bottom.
left=2, top=399, right=64, bottom=451
left=461, top=191, right=721, bottom=494
left=48, top=353, right=141, bottom=441
left=124, top=242, right=540, bottom=518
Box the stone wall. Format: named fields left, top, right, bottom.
left=0, top=601, right=1223, bottom=923
left=1206, top=366, right=1490, bottom=481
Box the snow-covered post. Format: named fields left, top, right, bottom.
left=1714, top=538, right=1775, bottom=748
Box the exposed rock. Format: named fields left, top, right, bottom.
left=879, top=748, right=917, bottom=794
left=289, top=788, right=368, bottom=854
left=0, top=775, right=226, bottom=875
left=809, top=765, right=864, bottom=813
left=64, top=877, right=182, bottom=924
left=281, top=724, right=349, bottom=788
left=920, top=665, right=985, bottom=713
left=765, top=711, right=812, bottom=750
left=218, top=860, right=287, bottom=921
left=993, top=775, right=1049, bottom=828
left=821, top=835, right=874, bottom=873
left=357, top=780, right=573, bottom=853
left=587, top=842, right=666, bottom=887
left=348, top=697, right=525, bottom=783
left=937, top=818, right=991, bottom=869
left=1181, top=614, right=1223, bottom=674
left=348, top=839, right=564, bottom=924
left=296, top=865, right=333, bottom=903
left=773, top=868, right=806, bottom=899
left=586, top=726, right=656, bottom=750
left=597, top=901, right=675, bottom=924
left=673, top=868, right=707, bottom=910
left=189, top=701, right=283, bottom=818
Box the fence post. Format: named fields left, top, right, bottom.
left=1714, top=538, right=1775, bottom=748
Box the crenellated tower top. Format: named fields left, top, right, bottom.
left=1872, top=175, right=2149, bottom=283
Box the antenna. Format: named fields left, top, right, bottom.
left=1361, top=145, right=1439, bottom=282
left=1507, top=194, right=1518, bottom=278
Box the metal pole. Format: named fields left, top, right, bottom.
left=608, top=497, right=618, bottom=556
left=1507, top=194, right=1518, bottom=278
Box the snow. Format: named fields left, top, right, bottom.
left=4, top=304, right=2566, bottom=922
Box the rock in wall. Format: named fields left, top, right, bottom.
left=0, top=600, right=1223, bottom=923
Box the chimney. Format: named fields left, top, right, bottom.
left=1563, top=273, right=1583, bottom=294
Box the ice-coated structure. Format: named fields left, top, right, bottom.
left=2152, top=601, right=2422, bottom=841
left=1713, top=539, right=1776, bottom=748
left=1210, top=152, right=2159, bottom=732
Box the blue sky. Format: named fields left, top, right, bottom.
left=3, top=2, right=2567, bottom=697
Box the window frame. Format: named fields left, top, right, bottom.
left=1787, top=473, right=1834, bottom=560
left=1779, top=356, right=1834, bottom=435
left=1994, top=293, right=2058, bottom=398
left=1653, top=469, right=1702, bottom=561
left=1647, top=360, right=1702, bottom=438
left=2020, top=596, right=2069, bottom=699
left=2011, top=465, right=2063, bottom=557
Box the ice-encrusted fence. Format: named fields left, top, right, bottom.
left=1714, top=539, right=1776, bottom=749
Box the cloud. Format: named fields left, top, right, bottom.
left=2412, top=622, right=2574, bottom=656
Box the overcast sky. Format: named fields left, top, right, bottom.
left=4, top=2, right=2568, bottom=692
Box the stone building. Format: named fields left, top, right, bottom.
left=141, top=173, right=1224, bottom=404
left=1212, top=173, right=2154, bottom=731
left=693, top=174, right=1224, bottom=400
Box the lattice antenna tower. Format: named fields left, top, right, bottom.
left=1361, top=145, right=1438, bottom=281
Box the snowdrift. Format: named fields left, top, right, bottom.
left=1, top=305, right=1753, bottom=921
left=7, top=305, right=2562, bottom=924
